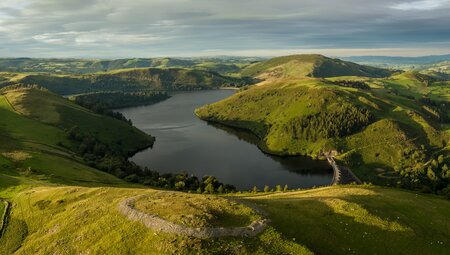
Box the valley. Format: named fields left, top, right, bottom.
left=0, top=54, right=449, bottom=254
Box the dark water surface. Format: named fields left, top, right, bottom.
left=118, top=90, right=332, bottom=190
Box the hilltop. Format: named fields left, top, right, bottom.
left=241, top=54, right=393, bottom=79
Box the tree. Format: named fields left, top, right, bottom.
left=205, top=183, right=215, bottom=194
left=252, top=186, right=259, bottom=193
left=217, top=185, right=224, bottom=194
left=275, top=185, right=282, bottom=192
left=283, top=184, right=289, bottom=192
left=175, top=181, right=185, bottom=190
left=264, top=185, right=270, bottom=193
left=196, top=187, right=203, bottom=194
left=438, top=155, right=444, bottom=164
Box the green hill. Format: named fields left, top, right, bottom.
left=241, top=54, right=393, bottom=79
left=0, top=68, right=249, bottom=95
left=0, top=87, right=152, bottom=186
left=196, top=75, right=450, bottom=191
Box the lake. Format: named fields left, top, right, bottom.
left=118, top=90, right=332, bottom=190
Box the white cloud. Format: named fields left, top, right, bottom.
left=32, top=31, right=171, bottom=46
left=390, top=0, right=450, bottom=10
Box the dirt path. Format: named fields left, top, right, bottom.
left=118, top=195, right=269, bottom=239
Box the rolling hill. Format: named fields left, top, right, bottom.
left=0, top=68, right=250, bottom=95
left=0, top=57, right=258, bottom=75
left=197, top=59, right=450, bottom=191
left=241, top=54, right=394, bottom=79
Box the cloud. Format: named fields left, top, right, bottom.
left=0, top=0, right=449, bottom=57
left=390, top=0, right=450, bottom=10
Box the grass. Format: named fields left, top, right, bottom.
left=0, top=184, right=448, bottom=254
left=4, top=88, right=153, bottom=153
left=0, top=185, right=311, bottom=255
left=134, top=192, right=260, bottom=228
left=249, top=185, right=450, bottom=255
left=0, top=88, right=136, bottom=186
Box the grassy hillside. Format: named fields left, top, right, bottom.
left=0, top=87, right=152, bottom=186
left=0, top=68, right=250, bottom=95
left=0, top=184, right=448, bottom=255
left=241, top=54, right=393, bottom=79
left=196, top=76, right=450, bottom=190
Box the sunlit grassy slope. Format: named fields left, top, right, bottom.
left=0, top=87, right=150, bottom=186
left=0, top=184, right=448, bottom=255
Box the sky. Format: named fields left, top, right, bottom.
left=0, top=0, right=449, bottom=58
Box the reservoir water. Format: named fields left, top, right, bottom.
left=118, top=90, right=332, bottom=190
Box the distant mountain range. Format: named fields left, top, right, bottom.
left=341, top=54, right=450, bottom=65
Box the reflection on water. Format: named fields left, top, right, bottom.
left=118, top=90, right=332, bottom=190
left=207, top=122, right=332, bottom=175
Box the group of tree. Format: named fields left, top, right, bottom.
left=70, top=91, right=171, bottom=125
left=330, top=80, right=371, bottom=90
left=418, top=97, right=450, bottom=123
left=71, top=91, right=170, bottom=109
left=66, top=126, right=236, bottom=193
left=286, top=103, right=373, bottom=141
left=258, top=184, right=289, bottom=193
left=395, top=148, right=450, bottom=198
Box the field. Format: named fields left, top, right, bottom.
left=0, top=183, right=448, bottom=255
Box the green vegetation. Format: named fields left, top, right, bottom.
left=69, top=91, right=170, bottom=110
left=196, top=55, right=450, bottom=195
left=1, top=184, right=448, bottom=254
left=0, top=68, right=251, bottom=95
left=0, top=57, right=260, bottom=75
left=1, top=55, right=449, bottom=254
left=249, top=185, right=450, bottom=255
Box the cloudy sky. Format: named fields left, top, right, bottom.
left=0, top=0, right=449, bottom=58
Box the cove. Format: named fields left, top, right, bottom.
left=118, top=90, right=332, bottom=190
